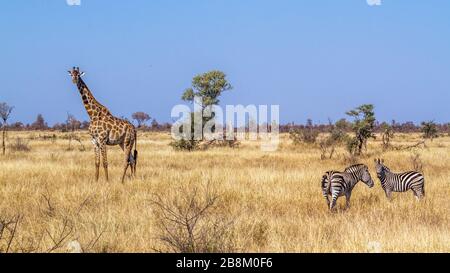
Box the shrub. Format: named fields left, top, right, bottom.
left=421, top=121, right=438, bottom=141
left=381, top=122, right=394, bottom=150
left=410, top=153, right=423, bottom=173
left=169, top=139, right=199, bottom=151
left=151, top=185, right=237, bottom=253
left=289, top=119, right=319, bottom=145
left=10, top=138, right=31, bottom=152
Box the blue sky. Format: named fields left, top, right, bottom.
left=0, top=0, right=449, bottom=125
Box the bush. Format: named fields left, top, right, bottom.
left=289, top=119, right=319, bottom=145
left=381, top=122, right=394, bottom=150
left=421, top=121, right=438, bottom=141
left=410, top=153, right=423, bottom=173
left=319, top=119, right=350, bottom=160
left=151, top=185, right=237, bottom=253
left=169, top=139, right=199, bottom=151
left=10, top=138, right=31, bottom=152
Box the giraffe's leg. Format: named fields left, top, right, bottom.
left=94, top=145, right=100, bottom=181
left=121, top=144, right=133, bottom=183
left=100, top=145, right=109, bottom=181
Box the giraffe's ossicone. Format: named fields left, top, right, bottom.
left=68, top=67, right=138, bottom=183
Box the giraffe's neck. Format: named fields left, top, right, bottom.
left=76, top=79, right=111, bottom=120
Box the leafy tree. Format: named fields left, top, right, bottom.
left=172, top=71, right=232, bottom=150
left=346, top=104, right=376, bottom=155
left=182, top=70, right=232, bottom=110
left=0, top=102, right=14, bottom=155
left=132, top=112, right=151, bottom=128
left=421, top=121, right=438, bottom=140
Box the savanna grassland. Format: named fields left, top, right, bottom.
left=0, top=131, right=449, bottom=253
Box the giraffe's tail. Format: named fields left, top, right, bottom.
left=133, top=130, right=138, bottom=165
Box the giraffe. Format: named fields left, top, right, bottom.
left=68, top=67, right=138, bottom=183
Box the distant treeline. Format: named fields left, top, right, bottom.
left=4, top=114, right=450, bottom=134
left=280, top=120, right=450, bottom=134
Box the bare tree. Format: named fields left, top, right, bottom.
left=0, top=102, right=14, bottom=155
left=65, top=113, right=85, bottom=151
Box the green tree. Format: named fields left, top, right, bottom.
left=346, top=104, right=376, bottom=155
left=182, top=70, right=232, bottom=110
left=421, top=121, right=438, bottom=141
left=172, top=71, right=232, bottom=150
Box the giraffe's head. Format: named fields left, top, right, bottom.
left=68, top=67, right=85, bottom=84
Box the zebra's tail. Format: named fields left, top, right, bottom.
left=421, top=178, right=425, bottom=197
left=325, top=172, right=333, bottom=194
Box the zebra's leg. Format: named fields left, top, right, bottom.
left=322, top=189, right=330, bottom=208
left=321, top=177, right=330, bottom=207
left=345, top=192, right=351, bottom=209
left=324, top=194, right=330, bottom=208
left=412, top=186, right=424, bottom=200
left=418, top=182, right=425, bottom=199
left=385, top=190, right=392, bottom=201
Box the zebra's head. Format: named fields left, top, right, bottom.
left=374, top=158, right=389, bottom=179
left=345, top=164, right=374, bottom=188
left=360, top=165, right=374, bottom=188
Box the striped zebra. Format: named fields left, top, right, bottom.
left=374, top=158, right=425, bottom=200
left=321, top=164, right=374, bottom=210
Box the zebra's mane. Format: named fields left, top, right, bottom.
left=344, top=164, right=366, bottom=172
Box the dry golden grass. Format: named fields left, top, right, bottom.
left=0, top=131, right=449, bottom=253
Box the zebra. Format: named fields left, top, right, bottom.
left=374, top=158, right=425, bottom=200
left=321, top=164, right=374, bottom=210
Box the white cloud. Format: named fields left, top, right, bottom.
left=367, top=0, right=382, bottom=6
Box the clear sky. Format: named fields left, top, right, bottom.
left=0, top=0, right=449, bottom=125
